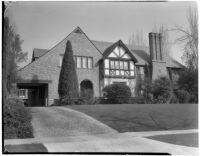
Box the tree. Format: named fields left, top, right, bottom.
left=175, top=7, right=198, bottom=70
left=58, top=40, right=79, bottom=104
left=128, top=30, right=147, bottom=47
left=3, top=17, right=27, bottom=94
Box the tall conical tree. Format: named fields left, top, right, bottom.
left=58, top=40, right=79, bottom=104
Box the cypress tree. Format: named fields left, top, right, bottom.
left=58, top=40, right=79, bottom=104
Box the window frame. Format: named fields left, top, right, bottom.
left=59, top=54, right=93, bottom=69
left=103, top=58, right=135, bottom=78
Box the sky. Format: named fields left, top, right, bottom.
left=5, top=1, right=197, bottom=68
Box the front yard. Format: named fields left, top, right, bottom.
left=67, top=104, right=198, bottom=132
left=147, top=133, right=198, bottom=147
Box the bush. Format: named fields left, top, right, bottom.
left=128, top=97, right=146, bottom=104
left=79, top=89, right=94, bottom=105
left=177, top=68, right=198, bottom=103
left=151, top=77, right=172, bottom=104
left=103, top=83, right=132, bottom=104
left=3, top=97, right=33, bottom=139
left=174, top=89, right=191, bottom=104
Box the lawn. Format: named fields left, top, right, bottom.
left=67, top=104, right=198, bottom=132
left=4, top=143, right=48, bottom=153
left=147, top=133, right=198, bottom=147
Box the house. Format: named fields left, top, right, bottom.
left=17, top=27, right=184, bottom=106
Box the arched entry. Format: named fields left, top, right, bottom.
left=80, top=79, right=94, bottom=104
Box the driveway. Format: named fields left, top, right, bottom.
left=31, top=107, right=117, bottom=138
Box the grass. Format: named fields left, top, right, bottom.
left=147, top=133, right=198, bottom=147
left=67, top=104, right=198, bottom=132
left=4, top=143, right=48, bottom=153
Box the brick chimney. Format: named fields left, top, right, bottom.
left=149, top=32, right=167, bottom=80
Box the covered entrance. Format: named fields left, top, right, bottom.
left=17, top=81, right=49, bottom=107
left=80, top=79, right=94, bottom=104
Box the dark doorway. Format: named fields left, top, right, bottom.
left=80, top=79, right=94, bottom=104
left=80, top=79, right=93, bottom=91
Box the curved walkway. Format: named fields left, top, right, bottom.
left=31, top=107, right=117, bottom=138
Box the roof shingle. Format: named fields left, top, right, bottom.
left=31, top=39, right=184, bottom=68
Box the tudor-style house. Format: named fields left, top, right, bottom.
left=17, top=27, right=183, bottom=106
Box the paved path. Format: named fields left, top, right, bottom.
left=31, top=107, right=117, bottom=138
left=5, top=130, right=198, bottom=155
left=43, top=132, right=198, bottom=154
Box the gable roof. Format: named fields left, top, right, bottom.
left=20, top=27, right=183, bottom=72
left=92, top=40, right=184, bottom=68
left=18, top=26, right=103, bottom=72
left=33, top=48, right=49, bottom=58
left=102, top=40, right=138, bottom=63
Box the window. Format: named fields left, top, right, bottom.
left=103, top=59, right=135, bottom=78
left=75, top=56, right=93, bottom=69
left=77, top=57, right=81, bottom=68
left=82, top=57, right=87, bottom=68
left=130, top=61, right=134, bottom=70
left=18, top=89, right=26, bottom=98
left=110, top=61, right=115, bottom=69
left=88, top=58, right=93, bottom=69
left=105, top=69, right=109, bottom=75
left=120, top=61, right=124, bottom=69
left=115, top=61, right=119, bottom=69
left=104, top=59, right=109, bottom=68
left=59, top=55, right=93, bottom=69
left=124, top=62, right=128, bottom=69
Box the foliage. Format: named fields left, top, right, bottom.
left=174, top=89, right=191, bottom=104
left=58, top=40, right=79, bottom=105
left=141, top=77, right=154, bottom=103
left=151, top=77, right=173, bottom=104
left=138, top=76, right=173, bottom=104
left=135, top=74, right=143, bottom=97
left=103, top=83, right=132, bottom=104
left=79, top=89, right=94, bottom=105
left=3, top=17, right=27, bottom=94
left=177, top=68, right=198, bottom=103
left=175, top=6, right=198, bottom=70
left=3, top=96, right=33, bottom=139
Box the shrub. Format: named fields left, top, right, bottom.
left=151, top=76, right=172, bottom=104
left=3, top=97, right=33, bottom=139
left=174, top=89, right=191, bottom=103
left=128, top=97, right=146, bottom=104
left=58, top=40, right=79, bottom=104
left=79, top=89, right=94, bottom=105
left=103, top=83, right=132, bottom=104
left=177, top=68, right=198, bottom=103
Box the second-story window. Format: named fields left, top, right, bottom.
left=59, top=55, right=93, bottom=69
left=74, top=56, right=93, bottom=69
left=88, top=57, right=92, bottom=69
left=82, top=57, right=87, bottom=68
left=104, top=59, right=135, bottom=78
